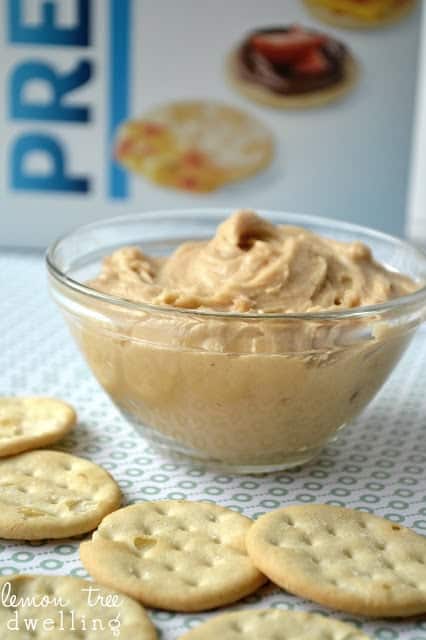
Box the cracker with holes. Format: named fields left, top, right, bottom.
left=246, top=504, right=426, bottom=617
left=115, top=100, right=274, bottom=193
left=0, top=397, right=76, bottom=457
left=80, top=500, right=266, bottom=612
left=178, top=608, right=371, bottom=639
left=0, top=450, right=121, bottom=540
left=0, top=574, right=157, bottom=639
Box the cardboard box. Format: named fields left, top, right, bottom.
left=0, top=0, right=421, bottom=247
left=407, top=1, right=426, bottom=245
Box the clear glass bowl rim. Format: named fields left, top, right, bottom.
left=46, top=208, right=426, bottom=321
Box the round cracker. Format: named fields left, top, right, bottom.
left=0, top=450, right=121, bottom=540
left=116, top=100, right=274, bottom=191
left=0, top=396, right=76, bottom=458
left=80, top=500, right=266, bottom=612
left=178, top=609, right=371, bottom=639
left=227, top=50, right=359, bottom=109
left=246, top=504, right=426, bottom=617
left=302, top=0, right=416, bottom=29
left=0, top=574, right=157, bottom=639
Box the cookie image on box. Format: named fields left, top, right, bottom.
left=227, top=25, right=358, bottom=109
left=115, top=101, right=274, bottom=193
left=302, top=0, right=416, bottom=29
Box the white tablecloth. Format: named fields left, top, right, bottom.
left=1, top=250, right=425, bottom=639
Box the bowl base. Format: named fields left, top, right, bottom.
left=154, top=445, right=324, bottom=474
left=123, top=412, right=324, bottom=474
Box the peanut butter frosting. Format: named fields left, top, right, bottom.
left=89, top=210, right=416, bottom=313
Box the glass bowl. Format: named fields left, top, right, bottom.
left=46, top=210, right=426, bottom=473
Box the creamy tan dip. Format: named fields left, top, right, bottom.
left=90, top=210, right=415, bottom=313
left=72, top=211, right=418, bottom=469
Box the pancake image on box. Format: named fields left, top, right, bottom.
left=227, top=24, right=358, bottom=108
left=114, top=101, right=274, bottom=193
left=302, top=0, right=416, bottom=29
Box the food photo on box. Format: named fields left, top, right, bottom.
left=1, top=1, right=426, bottom=639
